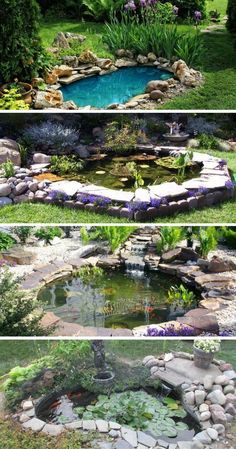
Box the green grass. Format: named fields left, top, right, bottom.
left=0, top=341, right=52, bottom=377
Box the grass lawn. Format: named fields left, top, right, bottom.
left=39, top=0, right=236, bottom=110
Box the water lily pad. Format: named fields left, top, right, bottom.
left=96, top=170, right=106, bottom=175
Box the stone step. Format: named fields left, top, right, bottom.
left=152, top=369, right=188, bottom=388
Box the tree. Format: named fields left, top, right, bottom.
left=227, top=0, right=236, bottom=33
left=0, top=0, right=45, bottom=83
left=0, top=268, right=50, bottom=336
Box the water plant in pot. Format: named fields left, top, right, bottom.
left=193, top=338, right=221, bottom=369
left=0, top=79, right=33, bottom=105
left=163, top=122, right=190, bottom=143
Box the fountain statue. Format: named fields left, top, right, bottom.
left=163, top=121, right=189, bottom=143
left=91, top=340, right=115, bottom=384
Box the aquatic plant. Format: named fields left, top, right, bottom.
left=167, top=284, right=196, bottom=310
left=156, top=226, right=185, bottom=254
left=77, top=266, right=104, bottom=285
left=198, top=226, right=219, bottom=257
left=50, top=155, right=84, bottom=176
left=126, top=162, right=144, bottom=188
left=74, top=390, right=188, bottom=438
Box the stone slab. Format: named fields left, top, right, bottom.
left=22, top=417, right=45, bottom=432
left=50, top=180, right=82, bottom=197
left=59, top=74, right=85, bottom=84
left=77, top=184, right=134, bottom=203
left=121, top=427, right=138, bottom=447
left=165, top=359, right=221, bottom=384
left=149, top=182, right=187, bottom=198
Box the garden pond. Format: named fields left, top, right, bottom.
left=61, top=154, right=200, bottom=191
left=60, top=66, right=173, bottom=108
left=37, top=269, right=199, bottom=329
left=36, top=388, right=197, bottom=441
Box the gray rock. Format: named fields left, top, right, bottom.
left=206, top=427, right=218, bottom=440
left=217, top=140, right=231, bottom=152
left=121, top=427, right=137, bottom=447
left=215, top=375, right=230, bottom=386
left=178, top=442, right=192, bottom=449
left=115, top=438, right=134, bottom=449
left=83, top=420, right=96, bottom=431
left=185, top=391, right=195, bottom=406
left=74, top=145, right=90, bottom=158
left=0, top=183, right=11, bottom=197
left=33, top=153, right=51, bottom=164
left=96, top=419, right=109, bottom=432
left=193, top=430, right=212, bottom=444
left=195, top=390, right=206, bottom=405
left=0, top=197, right=12, bottom=206
left=207, top=390, right=226, bottom=405
left=212, top=423, right=225, bottom=434
left=28, top=181, right=39, bottom=192
left=225, top=402, right=236, bottom=416
left=191, top=442, right=204, bottom=449
left=224, top=370, right=236, bottom=380
left=65, top=420, right=82, bottom=430
left=22, top=417, right=45, bottom=432
left=0, top=138, right=21, bottom=165
left=203, top=375, right=214, bottom=390
left=15, top=182, right=28, bottom=195
left=137, top=430, right=156, bottom=447
left=224, top=385, right=235, bottom=395
left=150, top=89, right=165, bottom=100
left=109, top=430, right=121, bottom=438
left=109, top=422, right=121, bottom=430
left=42, top=423, right=64, bottom=436
left=200, top=411, right=211, bottom=421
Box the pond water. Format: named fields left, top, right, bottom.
left=60, top=66, right=173, bottom=108
left=67, top=155, right=200, bottom=191
left=37, top=387, right=197, bottom=442
left=37, top=269, right=198, bottom=329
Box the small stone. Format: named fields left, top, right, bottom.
left=41, top=424, right=64, bottom=436
left=96, top=420, right=109, bottom=432
left=225, top=402, right=236, bottom=416
left=83, top=420, right=96, bottom=431
left=206, top=427, right=218, bottom=440
left=115, top=439, right=134, bottom=449
left=177, top=442, right=192, bottom=449
left=212, top=423, right=225, bottom=434
left=193, top=430, right=211, bottom=444
left=0, top=197, right=12, bottom=206
left=215, top=375, right=230, bottom=386
left=22, top=400, right=34, bottom=411
left=185, top=391, right=195, bottom=406
left=203, top=375, right=214, bottom=390
left=199, top=404, right=209, bottom=413
left=19, top=413, right=30, bottom=423
left=121, top=427, right=138, bottom=447
left=109, top=430, right=121, bottom=438
left=200, top=411, right=211, bottom=422
left=65, top=420, right=82, bottom=430
left=0, top=183, right=11, bottom=197
left=207, top=390, right=226, bottom=405
left=23, top=417, right=45, bottom=432
left=195, top=390, right=206, bottom=405
left=224, top=385, right=235, bottom=395
left=137, top=430, right=156, bottom=447
left=109, top=422, right=121, bottom=430
left=191, top=442, right=204, bottom=449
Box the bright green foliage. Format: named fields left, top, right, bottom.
left=34, top=226, right=62, bottom=244
left=167, top=284, right=196, bottom=309
left=50, top=155, right=84, bottom=176
left=18, top=144, right=28, bottom=167
left=0, top=268, right=47, bottom=336
left=14, top=227, right=32, bottom=244
left=227, top=0, right=236, bottom=33
left=198, top=226, right=219, bottom=257
left=221, top=227, right=236, bottom=249
left=1, top=160, right=15, bottom=178
left=0, top=0, right=45, bottom=82
left=0, top=231, right=16, bottom=252
left=77, top=266, right=104, bottom=284
left=156, top=227, right=185, bottom=254
left=197, top=133, right=218, bottom=150
left=80, top=226, right=136, bottom=252
left=0, top=88, right=30, bottom=110
left=74, top=390, right=188, bottom=438
left=126, top=162, right=144, bottom=189
left=174, top=151, right=193, bottom=181
left=82, top=0, right=123, bottom=21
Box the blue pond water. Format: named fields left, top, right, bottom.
left=60, top=66, right=173, bottom=108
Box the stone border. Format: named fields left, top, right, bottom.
left=19, top=234, right=236, bottom=337
left=143, top=352, right=236, bottom=449
left=32, top=52, right=203, bottom=110
left=0, top=148, right=234, bottom=222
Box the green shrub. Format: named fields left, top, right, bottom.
left=34, top=227, right=62, bottom=244
left=80, top=226, right=135, bottom=252
left=227, top=0, right=236, bottom=33
left=198, top=227, right=219, bottom=257
left=77, top=265, right=104, bottom=284
left=157, top=227, right=185, bottom=254
left=221, top=227, right=236, bottom=249
left=0, top=268, right=47, bottom=336
left=197, top=133, right=218, bottom=150
left=0, top=88, right=30, bottom=111
left=14, top=227, right=32, bottom=244
left=0, top=231, right=16, bottom=252
left=0, top=0, right=45, bottom=83
left=50, top=155, right=84, bottom=176
left=18, top=144, right=28, bottom=167
left=1, top=160, right=15, bottom=178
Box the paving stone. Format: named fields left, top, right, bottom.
left=149, top=182, right=187, bottom=198
left=177, top=442, right=192, bottom=449
left=115, top=438, right=135, bottom=449
left=42, top=424, right=64, bottom=436
left=121, top=427, right=138, bottom=447
left=59, top=74, right=85, bottom=84
left=22, top=400, right=34, bottom=411
left=137, top=430, right=156, bottom=447
left=109, top=421, right=121, bottom=430
left=22, top=417, right=45, bottom=432
left=98, top=443, right=113, bottom=449
left=96, top=420, right=109, bottom=432
left=83, top=420, right=96, bottom=431
left=65, top=420, right=82, bottom=429
left=49, top=180, right=82, bottom=197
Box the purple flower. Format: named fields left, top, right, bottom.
left=218, top=159, right=227, bottom=168
left=125, top=201, right=149, bottom=212
left=124, top=0, right=136, bottom=11
left=48, top=190, right=69, bottom=202
left=150, top=197, right=162, bottom=208
left=139, top=0, right=146, bottom=7
left=225, top=180, right=235, bottom=190
left=194, top=10, right=202, bottom=21
left=77, top=193, right=111, bottom=207
left=145, top=324, right=195, bottom=337
left=197, top=186, right=209, bottom=196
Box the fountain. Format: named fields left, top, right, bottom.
left=91, top=340, right=115, bottom=384
left=163, top=122, right=190, bottom=143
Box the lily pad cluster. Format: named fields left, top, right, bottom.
left=74, top=390, right=189, bottom=438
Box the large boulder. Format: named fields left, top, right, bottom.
left=172, top=60, right=203, bottom=87
left=53, top=32, right=70, bottom=49
left=0, top=139, right=21, bottom=166
left=209, top=256, right=236, bottom=273
left=145, top=80, right=169, bottom=93
left=34, top=90, right=63, bottom=109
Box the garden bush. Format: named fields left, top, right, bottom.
left=0, top=0, right=46, bottom=83
left=0, top=231, right=16, bottom=252
left=34, top=226, right=62, bottom=244
left=50, top=155, right=84, bottom=176
left=0, top=268, right=47, bottom=336
left=104, top=121, right=139, bottom=153
left=22, top=121, right=80, bottom=154
left=227, top=0, right=236, bottom=33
